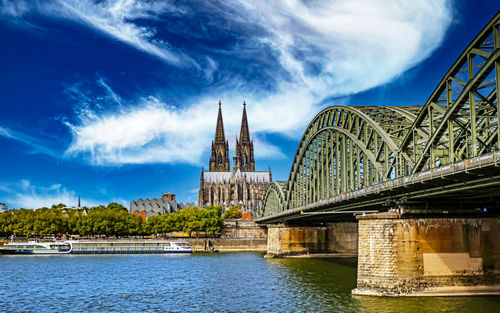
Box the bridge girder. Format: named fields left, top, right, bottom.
left=399, top=12, right=500, bottom=173
left=276, top=105, right=420, bottom=214
left=262, top=11, right=500, bottom=218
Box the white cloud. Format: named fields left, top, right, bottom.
left=57, top=0, right=199, bottom=66
left=0, top=0, right=30, bottom=16
left=2, top=0, right=453, bottom=166
left=2, top=0, right=452, bottom=95
left=1, top=0, right=196, bottom=67
left=1, top=179, right=122, bottom=209
left=252, top=136, right=285, bottom=159
left=227, top=0, right=452, bottom=95
left=62, top=0, right=452, bottom=166
left=64, top=92, right=288, bottom=165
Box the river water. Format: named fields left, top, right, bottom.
left=1, top=253, right=498, bottom=312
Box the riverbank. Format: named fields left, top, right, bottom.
left=189, top=238, right=267, bottom=252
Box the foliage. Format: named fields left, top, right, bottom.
left=199, top=205, right=223, bottom=236
left=0, top=203, right=223, bottom=238
left=223, top=206, right=242, bottom=219
left=142, top=205, right=223, bottom=237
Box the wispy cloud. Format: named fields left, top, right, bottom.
left=1, top=0, right=454, bottom=166
left=64, top=86, right=288, bottom=165
left=231, top=0, right=452, bottom=94
left=0, top=179, right=112, bottom=209
left=0, top=126, right=59, bottom=158
left=1, top=0, right=452, bottom=95
left=65, top=96, right=212, bottom=165
left=1, top=0, right=196, bottom=66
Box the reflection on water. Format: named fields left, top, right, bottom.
left=0, top=253, right=498, bottom=312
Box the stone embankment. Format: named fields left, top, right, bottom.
left=189, top=238, right=267, bottom=252
left=190, top=219, right=268, bottom=252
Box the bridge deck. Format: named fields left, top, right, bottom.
left=258, top=151, right=500, bottom=225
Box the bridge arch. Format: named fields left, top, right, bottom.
left=262, top=181, right=287, bottom=216
left=283, top=105, right=418, bottom=210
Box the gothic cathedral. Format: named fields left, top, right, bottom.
left=198, top=101, right=271, bottom=216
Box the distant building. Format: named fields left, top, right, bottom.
left=62, top=195, right=82, bottom=211
left=129, top=193, right=193, bottom=221
left=0, top=203, right=8, bottom=212
left=198, top=102, right=271, bottom=216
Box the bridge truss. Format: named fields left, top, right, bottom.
left=262, top=11, right=500, bottom=221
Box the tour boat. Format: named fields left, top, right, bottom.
left=0, top=240, right=192, bottom=255
left=68, top=240, right=192, bottom=254
left=0, top=240, right=71, bottom=254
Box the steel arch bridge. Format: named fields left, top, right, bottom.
left=261, top=11, right=500, bottom=222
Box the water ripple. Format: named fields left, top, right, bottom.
left=1, top=254, right=498, bottom=312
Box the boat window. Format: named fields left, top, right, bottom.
left=58, top=244, right=71, bottom=251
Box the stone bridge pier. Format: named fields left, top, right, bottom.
left=263, top=213, right=500, bottom=296
left=265, top=222, right=357, bottom=258
left=352, top=213, right=500, bottom=296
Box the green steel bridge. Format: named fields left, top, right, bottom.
left=258, top=11, right=500, bottom=225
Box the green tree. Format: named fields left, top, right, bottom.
left=0, top=202, right=228, bottom=238
left=223, top=206, right=242, bottom=219
left=200, top=205, right=223, bottom=236
left=179, top=207, right=201, bottom=237
left=0, top=211, right=12, bottom=237
left=11, top=209, right=35, bottom=237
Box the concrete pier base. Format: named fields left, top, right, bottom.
left=265, top=222, right=357, bottom=258
left=352, top=213, right=500, bottom=296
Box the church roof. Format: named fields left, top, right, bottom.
left=203, top=171, right=270, bottom=183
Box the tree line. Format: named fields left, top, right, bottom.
left=0, top=203, right=233, bottom=238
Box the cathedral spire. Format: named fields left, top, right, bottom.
left=233, top=101, right=255, bottom=172
left=214, top=100, right=226, bottom=143
left=239, top=101, right=251, bottom=144
left=209, top=101, right=230, bottom=172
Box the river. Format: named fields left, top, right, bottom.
left=1, top=253, right=498, bottom=312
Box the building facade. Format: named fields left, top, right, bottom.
left=199, top=102, right=271, bottom=216
left=129, top=193, right=192, bottom=221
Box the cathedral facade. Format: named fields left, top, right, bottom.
left=198, top=102, right=271, bottom=216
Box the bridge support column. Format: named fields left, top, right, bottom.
left=352, top=213, right=500, bottom=296
left=265, top=223, right=357, bottom=258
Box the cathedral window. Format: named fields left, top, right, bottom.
left=238, top=185, right=243, bottom=201
left=218, top=155, right=222, bottom=164
left=243, top=156, right=247, bottom=164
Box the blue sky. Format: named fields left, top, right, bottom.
left=0, top=0, right=498, bottom=209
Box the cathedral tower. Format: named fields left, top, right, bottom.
left=233, top=102, right=255, bottom=172
left=209, top=101, right=230, bottom=172
left=200, top=101, right=270, bottom=216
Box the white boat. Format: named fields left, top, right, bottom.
left=0, top=240, right=71, bottom=254
left=0, top=240, right=192, bottom=255
left=163, top=241, right=192, bottom=253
